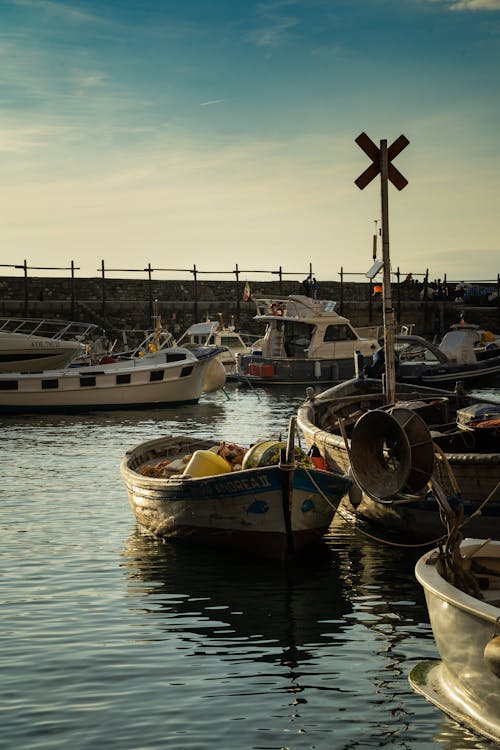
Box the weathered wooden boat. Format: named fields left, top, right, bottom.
left=0, top=317, right=97, bottom=372
left=296, top=376, right=500, bottom=541
left=409, top=537, right=500, bottom=743
left=120, top=420, right=352, bottom=561
left=229, top=294, right=379, bottom=385
left=0, top=345, right=225, bottom=413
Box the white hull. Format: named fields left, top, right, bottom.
left=0, top=331, right=84, bottom=372
left=410, top=539, right=500, bottom=743
left=0, top=348, right=218, bottom=412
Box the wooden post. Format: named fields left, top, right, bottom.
left=380, top=140, right=396, bottom=404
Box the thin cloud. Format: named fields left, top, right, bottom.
left=200, top=99, right=224, bottom=107
left=447, top=0, right=500, bottom=8
left=248, top=1, right=301, bottom=48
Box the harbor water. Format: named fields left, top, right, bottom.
left=2, top=383, right=499, bottom=750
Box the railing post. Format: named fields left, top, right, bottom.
left=279, top=266, right=283, bottom=295
left=368, top=278, right=373, bottom=324
left=234, top=264, right=240, bottom=321
left=71, top=260, right=75, bottom=319
left=193, top=264, right=198, bottom=320
left=423, top=268, right=429, bottom=333
left=339, top=266, right=344, bottom=316
left=101, top=259, right=106, bottom=318
left=147, top=263, right=153, bottom=320
left=23, top=259, right=28, bottom=317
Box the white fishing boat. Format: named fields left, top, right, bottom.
left=409, top=537, right=500, bottom=744
left=0, top=317, right=97, bottom=372
left=120, top=419, right=352, bottom=562
left=0, top=344, right=225, bottom=413
left=231, top=295, right=379, bottom=385
left=176, top=318, right=253, bottom=372
left=296, top=376, right=500, bottom=541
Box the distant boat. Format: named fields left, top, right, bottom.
left=409, top=537, right=500, bottom=744
left=365, top=325, right=500, bottom=388
left=176, top=318, right=254, bottom=373
left=0, top=317, right=96, bottom=372
left=230, top=295, right=379, bottom=385
left=120, top=419, right=352, bottom=561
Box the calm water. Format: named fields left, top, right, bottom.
left=2, top=384, right=499, bottom=750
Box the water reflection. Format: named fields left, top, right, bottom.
left=122, top=529, right=352, bottom=675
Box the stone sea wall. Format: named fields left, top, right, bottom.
left=1, top=274, right=499, bottom=345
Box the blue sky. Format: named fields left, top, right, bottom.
left=1, top=0, right=499, bottom=283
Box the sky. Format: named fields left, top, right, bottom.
left=1, top=0, right=499, bottom=284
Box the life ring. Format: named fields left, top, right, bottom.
left=270, top=302, right=285, bottom=316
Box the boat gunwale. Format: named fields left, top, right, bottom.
left=415, top=540, right=500, bottom=625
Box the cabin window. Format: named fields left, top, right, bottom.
left=180, top=365, right=194, bottom=377
left=42, top=379, right=59, bottom=389
left=166, top=352, right=187, bottom=363
left=324, top=324, right=357, bottom=342
left=223, top=336, right=244, bottom=348
left=116, top=374, right=131, bottom=384
left=0, top=379, right=18, bottom=390
left=149, top=370, right=164, bottom=382
left=80, top=376, right=96, bottom=387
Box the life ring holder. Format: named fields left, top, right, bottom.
left=270, top=302, right=285, bottom=316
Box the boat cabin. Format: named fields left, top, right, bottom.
left=251, top=295, right=378, bottom=360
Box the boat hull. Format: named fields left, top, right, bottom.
left=409, top=539, right=500, bottom=743
left=121, top=437, right=352, bottom=561
left=233, top=354, right=363, bottom=385
left=0, top=353, right=215, bottom=412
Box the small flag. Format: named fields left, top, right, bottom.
left=243, top=281, right=251, bottom=301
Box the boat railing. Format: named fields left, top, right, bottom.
left=0, top=317, right=98, bottom=341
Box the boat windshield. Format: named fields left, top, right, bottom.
left=324, top=324, right=358, bottom=342
left=283, top=322, right=314, bottom=358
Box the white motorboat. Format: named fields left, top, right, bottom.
left=176, top=318, right=253, bottom=373
left=409, top=538, right=500, bottom=744
left=231, top=295, right=379, bottom=385
left=365, top=325, right=500, bottom=388
left=0, top=345, right=225, bottom=413
left=0, top=317, right=96, bottom=372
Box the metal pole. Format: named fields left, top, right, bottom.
left=380, top=140, right=396, bottom=404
